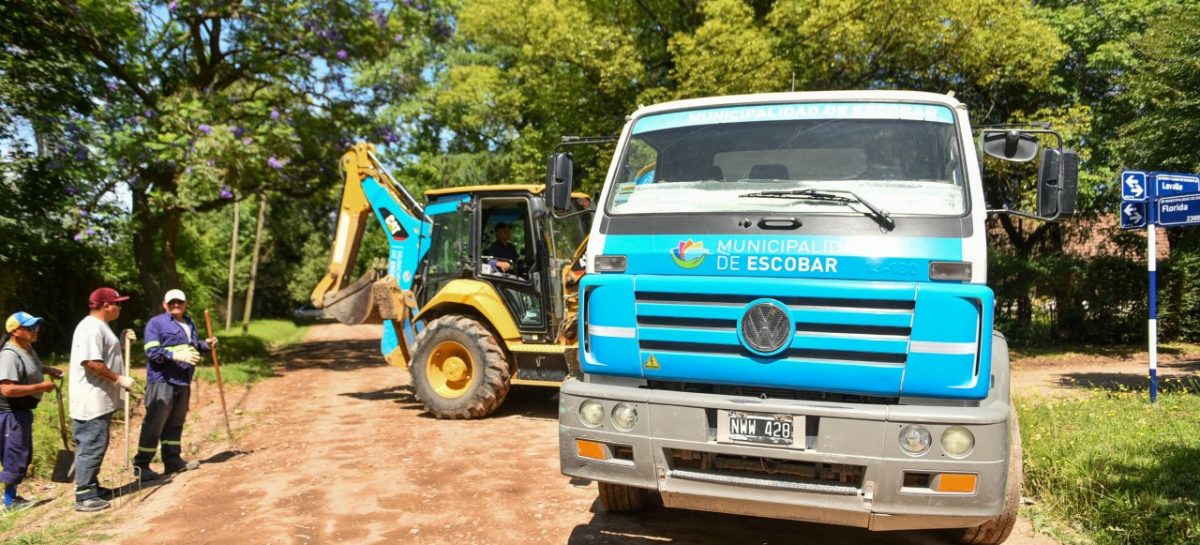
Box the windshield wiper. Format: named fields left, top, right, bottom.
left=739, top=188, right=896, bottom=231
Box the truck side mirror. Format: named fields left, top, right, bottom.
left=546, top=152, right=574, bottom=213
left=1037, top=148, right=1079, bottom=219
left=982, top=130, right=1040, bottom=163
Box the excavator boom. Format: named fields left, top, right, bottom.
left=311, top=143, right=430, bottom=326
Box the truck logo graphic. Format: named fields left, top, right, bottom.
left=670, top=239, right=709, bottom=269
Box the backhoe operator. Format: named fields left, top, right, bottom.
left=486, top=222, right=519, bottom=274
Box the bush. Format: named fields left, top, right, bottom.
left=991, top=249, right=1148, bottom=345
left=1160, top=248, right=1200, bottom=342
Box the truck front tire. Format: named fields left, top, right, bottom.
left=952, top=410, right=1022, bottom=545
left=411, top=314, right=512, bottom=419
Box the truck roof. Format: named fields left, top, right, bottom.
left=628, top=90, right=964, bottom=119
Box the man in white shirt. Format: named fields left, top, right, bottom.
left=69, top=287, right=135, bottom=512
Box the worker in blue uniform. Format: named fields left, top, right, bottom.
left=134, top=289, right=216, bottom=480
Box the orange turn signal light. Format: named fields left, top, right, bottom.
left=576, top=439, right=607, bottom=461
left=934, top=473, right=977, bottom=493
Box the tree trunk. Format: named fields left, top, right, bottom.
left=131, top=189, right=165, bottom=313
left=241, top=193, right=267, bottom=334
left=129, top=174, right=182, bottom=315
left=224, top=201, right=240, bottom=331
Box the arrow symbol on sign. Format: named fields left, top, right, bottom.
left=1124, top=203, right=1143, bottom=225
left=1125, top=175, right=1145, bottom=198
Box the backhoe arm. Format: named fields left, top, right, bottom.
left=310, top=143, right=430, bottom=326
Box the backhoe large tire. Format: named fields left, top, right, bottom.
left=951, top=409, right=1022, bottom=545
left=597, top=482, right=649, bottom=514
left=410, top=315, right=511, bottom=419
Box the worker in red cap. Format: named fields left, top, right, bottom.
left=69, top=287, right=135, bottom=512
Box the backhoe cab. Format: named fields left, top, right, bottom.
left=311, top=143, right=591, bottom=418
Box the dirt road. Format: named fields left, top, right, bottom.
left=1013, top=349, right=1200, bottom=397
left=86, top=324, right=1056, bottom=545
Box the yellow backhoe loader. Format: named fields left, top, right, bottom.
left=311, top=143, right=591, bottom=418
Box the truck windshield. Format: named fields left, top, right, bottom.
left=609, top=102, right=966, bottom=216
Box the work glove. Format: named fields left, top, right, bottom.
left=206, top=337, right=218, bottom=348
left=116, top=375, right=135, bottom=392
left=172, top=348, right=201, bottom=366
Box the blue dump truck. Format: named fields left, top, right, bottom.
left=546, top=91, right=1077, bottom=545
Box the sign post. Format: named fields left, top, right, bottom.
left=1147, top=222, right=1157, bottom=403
left=1120, top=170, right=1200, bottom=402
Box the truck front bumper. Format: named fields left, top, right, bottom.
left=559, top=378, right=1013, bottom=531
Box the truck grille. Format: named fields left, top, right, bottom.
left=635, top=291, right=913, bottom=365
left=647, top=380, right=899, bottom=405
left=665, top=448, right=866, bottom=495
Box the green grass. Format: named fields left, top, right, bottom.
left=217, top=319, right=309, bottom=349
left=0, top=513, right=101, bottom=545
left=193, top=357, right=275, bottom=386
left=1019, top=390, right=1200, bottom=545
left=29, top=383, right=69, bottom=484
left=189, top=319, right=307, bottom=386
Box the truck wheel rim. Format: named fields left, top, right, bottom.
left=427, top=340, right=474, bottom=399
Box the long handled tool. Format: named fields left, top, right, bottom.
left=203, top=310, right=239, bottom=450
left=121, top=329, right=139, bottom=481
left=50, top=378, right=74, bottom=483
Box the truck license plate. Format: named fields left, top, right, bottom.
left=718, top=411, right=797, bottom=446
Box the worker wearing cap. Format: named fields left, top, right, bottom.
left=134, top=289, right=215, bottom=480
left=70, top=287, right=136, bottom=512
left=487, top=222, right=520, bottom=273
left=0, top=312, right=62, bottom=511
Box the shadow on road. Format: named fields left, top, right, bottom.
left=1059, top=360, right=1200, bottom=393
left=339, top=382, right=560, bottom=420
left=492, top=386, right=559, bottom=420
left=200, top=450, right=243, bottom=465
left=276, top=339, right=383, bottom=372
left=565, top=502, right=955, bottom=545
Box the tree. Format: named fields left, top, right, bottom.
left=0, top=0, right=447, bottom=311
left=395, top=0, right=1069, bottom=195
left=370, top=0, right=645, bottom=195
left=1115, top=3, right=1200, bottom=340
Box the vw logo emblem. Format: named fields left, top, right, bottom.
left=738, top=300, right=792, bottom=356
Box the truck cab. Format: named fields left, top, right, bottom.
left=554, top=91, right=1074, bottom=544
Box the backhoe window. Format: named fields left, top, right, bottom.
left=420, top=207, right=471, bottom=306
left=610, top=102, right=967, bottom=216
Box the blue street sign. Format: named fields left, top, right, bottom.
left=1157, top=194, right=1200, bottom=227
left=1121, top=202, right=1147, bottom=229
left=1122, top=170, right=1148, bottom=201
left=1154, top=173, right=1200, bottom=198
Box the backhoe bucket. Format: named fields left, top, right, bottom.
left=322, top=270, right=384, bottom=325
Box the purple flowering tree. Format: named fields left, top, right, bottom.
left=0, top=0, right=450, bottom=309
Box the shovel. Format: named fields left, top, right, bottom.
left=51, top=378, right=75, bottom=483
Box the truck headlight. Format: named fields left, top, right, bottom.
left=611, top=403, right=638, bottom=431
left=579, top=399, right=604, bottom=427
left=898, top=425, right=932, bottom=455
left=941, top=426, right=975, bottom=457
left=594, top=255, right=627, bottom=273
